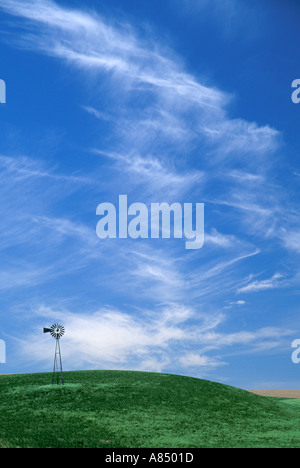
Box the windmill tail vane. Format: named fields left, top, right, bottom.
left=44, top=324, right=65, bottom=385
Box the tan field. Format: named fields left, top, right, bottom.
left=249, top=390, right=300, bottom=398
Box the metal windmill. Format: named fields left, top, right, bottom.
left=43, top=324, right=65, bottom=385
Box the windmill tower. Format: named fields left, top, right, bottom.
left=43, top=324, right=65, bottom=385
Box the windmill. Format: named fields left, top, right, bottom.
left=43, top=324, right=65, bottom=385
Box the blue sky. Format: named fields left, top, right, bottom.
left=0, top=0, right=300, bottom=389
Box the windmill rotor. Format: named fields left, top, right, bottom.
left=50, top=324, right=65, bottom=340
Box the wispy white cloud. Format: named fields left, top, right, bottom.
left=196, top=326, right=293, bottom=353
left=15, top=303, right=293, bottom=373
left=281, top=229, right=300, bottom=255
left=226, top=170, right=265, bottom=184
left=34, top=216, right=99, bottom=251
left=0, top=154, right=90, bottom=185
left=0, top=0, right=225, bottom=107
left=201, top=119, right=280, bottom=159
left=237, top=273, right=285, bottom=294
left=93, top=149, right=204, bottom=196
left=179, top=352, right=226, bottom=368
left=0, top=153, right=97, bottom=290
left=15, top=304, right=196, bottom=370
left=0, top=0, right=280, bottom=167
left=116, top=241, right=260, bottom=308
left=82, top=106, right=112, bottom=122
left=225, top=300, right=246, bottom=309
left=204, top=229, right=237, bottom=248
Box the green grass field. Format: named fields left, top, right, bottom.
left=0, top=370, right=300, bottom=448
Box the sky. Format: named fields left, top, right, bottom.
left=0, top=0, right=300, bottom=389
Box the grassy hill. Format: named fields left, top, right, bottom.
left=0, top=370, right=300, bottom=448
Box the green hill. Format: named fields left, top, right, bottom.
left=0, top=370, right=300, bottom=448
